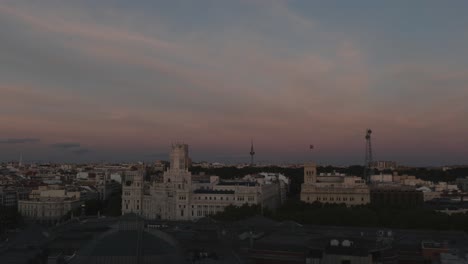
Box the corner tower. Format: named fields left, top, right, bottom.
left=304, top=162, right=317, bottom=184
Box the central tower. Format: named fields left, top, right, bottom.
left=164, top=143, right=192, bottom=185
left=170, top=143, right=190, bottom=171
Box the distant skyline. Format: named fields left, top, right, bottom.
left=1, top=1, right=467, bottom=166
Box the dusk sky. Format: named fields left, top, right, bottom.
left=1, top=1, right=467, bottom=165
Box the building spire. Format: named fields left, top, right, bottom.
left=249, top=139, right=255, bottom=166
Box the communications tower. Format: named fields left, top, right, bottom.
left=249, top=140, right=255, bottom=166
left=364, top=129, right=373, bottom=183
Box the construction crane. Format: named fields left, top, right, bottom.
left=364, top=129, right=373, bottom=183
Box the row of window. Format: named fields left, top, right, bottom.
left=193, top=205, right=225, bottom=217
left=21, top=209, right=61, bottom=217
left=197, top=196, right=230, bottom=201
left=123, top=199, right=140, bottom=210
left=194, top=195, right=256, bottom=202
left=307, top=196, right=365, bottom=202
left=22, top=204, right=62, bottom=210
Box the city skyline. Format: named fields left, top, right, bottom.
left=1, top=1, right=468, bottom=165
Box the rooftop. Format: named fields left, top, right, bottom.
left=193, top=189, right=235, bottom=194
left=217, top=181, right=257, bottom=187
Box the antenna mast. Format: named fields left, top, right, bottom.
left=249, top=140, right=255, bottom=166
left=364, top=129, right=373, bottom=183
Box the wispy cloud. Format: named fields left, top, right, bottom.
left=50, top=142, right=81, bottom=149
left=0, top=138, right=40, bottom=144
left=72, top=148, right=91, bottom=155
left=0, top=1, right=467, bottom=165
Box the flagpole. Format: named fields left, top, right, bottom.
left=309, top=144, right=314, bottom=163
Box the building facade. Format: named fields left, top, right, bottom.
left=370, top=186, right=424, bottom=208
left=456, top=177, right=468, bottom=192
left=300, top=163, right=370, bottom=206
left=122, top=144, right=286, bottom=221
left=370, top=160, right=397, bottom=170
left=18, top=187, right=83, bottom=223
left=0, top=186, right=30, bottom=207
left=18, top=197, right=81, bottom=223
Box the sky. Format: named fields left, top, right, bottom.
left=0, top=0, right=467, bottom=166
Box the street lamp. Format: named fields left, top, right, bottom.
left=81, top=204, right=86, bottom=217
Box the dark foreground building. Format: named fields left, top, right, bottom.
left=1, top=214, right=468, bottom=264
left=71, top=214, right=183, bottom=264
left=370, top=186, right=424, bottom=207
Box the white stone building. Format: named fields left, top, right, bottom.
left=122, top=144, right=286, bottom=221
left=18, top=197, right=81, bottom=223
left=301, top=162, right=370, bottom=206
left=18, top=188, right=82, bottom=223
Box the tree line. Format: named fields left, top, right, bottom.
left=211, top=200, right=468, bottom=232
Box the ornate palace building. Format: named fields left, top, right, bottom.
left=122, top=144, right=287, bottom=221
left=300, top=162, right=370, bottom=206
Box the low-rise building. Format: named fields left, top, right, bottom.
left=416, top=186, right=441, bottom=201
left=371, top=160, right=397, bottom=170
left=0, top=187, right=17, bottom=207
left=456, top=177, right=468, bottom=192
left=0, top=186, right=30, bottom=207
left=370, top=174, right=394, bottom=184
left=95, top=180, right=121, bottom=200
